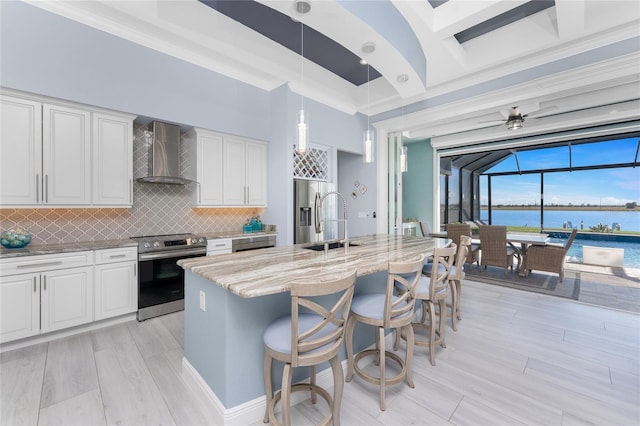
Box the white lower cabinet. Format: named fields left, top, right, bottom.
left=0, top=273, right=40, bottom=342
left=40, top=266, right=94, bottom=333
left=94, top=247, right=137, bottom=321
left=0, top=247, right=139, bottom=345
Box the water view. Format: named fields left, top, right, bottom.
left=483, top=209, right=640, bottom=232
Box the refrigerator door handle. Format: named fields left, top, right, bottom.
left=314, top=192, right=322, bottom=234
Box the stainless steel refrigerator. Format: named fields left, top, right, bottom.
left=294, top=179, right=337, bottom=244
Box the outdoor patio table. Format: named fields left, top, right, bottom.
left=430, top=231, right=550, bottom=276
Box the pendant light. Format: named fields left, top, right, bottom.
left=400, top=101, right=408, bottom=172
left=363, top=63, right=374, bottom=163
left=295, top=5, right=309, bottom=154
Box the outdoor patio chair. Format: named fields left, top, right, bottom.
left=478, top=225, right=520, bottom=275
left=526, top=229, right=577, bottom=282
left=445, top=223, right=480, bottom=268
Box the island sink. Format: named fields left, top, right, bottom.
left=303, top=241, right=360, bottom=251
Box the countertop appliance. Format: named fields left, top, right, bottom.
left=130, top=233, right=207, bottom=321
left=294, top=179, right=337, bottom=244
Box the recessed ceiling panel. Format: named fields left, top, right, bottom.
left=199, top=0, right=381, bottom=86
left=455, top=0, right=556, bottom=44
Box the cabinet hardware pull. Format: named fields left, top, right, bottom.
left=129, top=179, right=133, bottom=204
left=247, top=187, right=250, bottom=204
left=17, top=261, right=63, bottom=269
left=36, top=174, right=40, bottom=202
left=108, top=254, right=127, bottom=259
left=43, top=276, right=46, bottom=291
left=134, top=263, right=137, bottom=276
left=215, top=243, right=226, bottom=247
left=33, top=277, right=37, bottom=292
left=45, top=174, right=49, bottom=203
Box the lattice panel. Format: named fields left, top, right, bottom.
left=293, top=147, right=329, bottom=180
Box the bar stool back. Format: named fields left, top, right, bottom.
left=263, top=270, right=357, bottom=426
left=344, top=255, right=425, bottom=411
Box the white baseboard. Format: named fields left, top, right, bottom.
left=180, top=336, right=391, bottom=425
left=0, top=313, right=136, bottom=353
left=181, top=356, right=352, bottom=425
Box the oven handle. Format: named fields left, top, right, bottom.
left=139, top=248, right=206, bottom=261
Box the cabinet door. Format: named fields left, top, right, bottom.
left=0, top=96, right=42, bottom=205
left=40, top=266, right=93, bottom=333
left=223, top=137, right=247, bottom=205
left=197, top=130, right=224, bottom=205
left=245, top=141, right=267, bottom=206
left=94, top=261, right=137, bottom=320
left=42, top=104, right=91, bottom=205
left=0, top=273, right=40, bottom=343
left=92, top=113, right=133, bottom=206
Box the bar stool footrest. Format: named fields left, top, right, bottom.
left=268, top=383, right=333, bottom=426
left=353, top=349, right=407, bottom=386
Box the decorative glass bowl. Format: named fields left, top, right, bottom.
left=1, top=228, right=32, bottom=249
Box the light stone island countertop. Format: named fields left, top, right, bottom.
left=0, top=239, right=138, bottom=259
left=178, top=234, right=451, bottom=298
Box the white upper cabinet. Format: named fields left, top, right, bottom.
left=0, top=96, right=42, bottom=205
left=92, top=112, right=133, bottom=206
left=244, top=141, right=267, bottom=206
left=0, top=91, right=134, bottom=207
left=189, top=129, right=267, bottom=207
left=223, top=137, right=267, bottom=206
left=223, top=137, right=247, bottom=206
left=189, top=128, right=224, bottom=206
left=42, top=103, right=92, bottom=205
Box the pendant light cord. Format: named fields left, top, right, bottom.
left=367, top=64, right=370, bottom=130
left=300, top=20, right=304, bottom=111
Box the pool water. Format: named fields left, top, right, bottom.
left=549, top=235, right=640, bottom=269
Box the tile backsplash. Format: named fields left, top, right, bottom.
left=0, top=123, right=262, bottom=245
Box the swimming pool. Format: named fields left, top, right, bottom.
left=548, top=232, right=640, bottom=269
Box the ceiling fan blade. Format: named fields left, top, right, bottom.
left=526, top=105, right=559, bottom=118
left=477, top=119, right=506, bottom=125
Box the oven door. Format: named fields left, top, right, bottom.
left=137, top=248, right=205, bottom=321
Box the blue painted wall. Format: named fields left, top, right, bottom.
left=403, top=139, right=434, bottom=231
left=0, top=1, right=376, bottom=245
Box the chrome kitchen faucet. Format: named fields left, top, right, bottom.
left=314, top=191, right=349, bottom=250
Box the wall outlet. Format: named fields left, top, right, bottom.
left=199, top=290, right=206, bottom=311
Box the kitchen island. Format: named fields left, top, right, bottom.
left=177, top=234, right=449, bottom=424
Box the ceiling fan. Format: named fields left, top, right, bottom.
left=479, top=104, right=557, bottom=130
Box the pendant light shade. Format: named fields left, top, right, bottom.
left=297, top=109, right=308, bottom=153
left=363, top=62, right=375, bottom=163
left=400, top=145, right=408, bottom=173
left=363, top=130, right=374, bottom=163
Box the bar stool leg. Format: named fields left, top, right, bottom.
left=378, top=326, right=386, bottom=411
left=449, top=280, right=458, bottom=331
left=345, top=315, right=356, bottom=382
left=309, top=365, right=317, bottom=404
left=404, top=323, right=415, bottom=388
left=329, top=355, right=344, bottom=426
left=438, top=299, right=447, bottom=348
left=428, top=301, right=437, bottom=366
left=281, top=364, right=293, bottom=426
left=263, top=352, right=273, bottom=423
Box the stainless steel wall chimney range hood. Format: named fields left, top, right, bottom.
left=137, top=121, right=195, bottom=185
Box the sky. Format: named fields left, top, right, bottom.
left=480, top=138, right=640, bottom=206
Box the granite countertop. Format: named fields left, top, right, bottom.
left=0, top=230, right=277, bottom=259
left=178, top=234, right=450, bottom=298
left=0, top=239, right=138, bottom=259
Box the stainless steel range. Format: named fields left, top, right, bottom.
left=131, top=233, right=207, bottom=321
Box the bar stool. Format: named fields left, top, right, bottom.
left=397, top=245, right=456, bottom=366
left=262, top=270, right=357, bottom=426
left=344, top=255, right=424, bottom=411
left=423, top=237, right=469, bottom=331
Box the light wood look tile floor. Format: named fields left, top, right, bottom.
left=2, top=279, right=638, bottom=425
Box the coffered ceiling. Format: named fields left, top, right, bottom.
left=26, top=0, right=640, bottom=140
